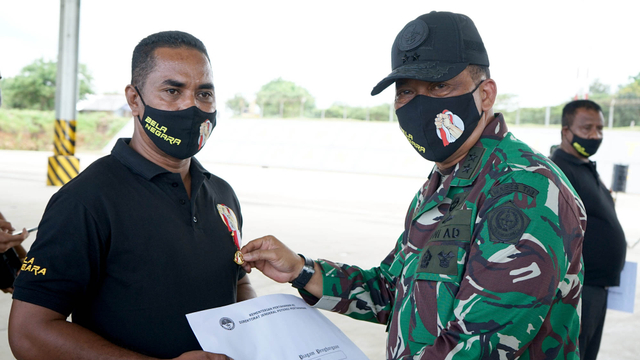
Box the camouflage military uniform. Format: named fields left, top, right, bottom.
left=301, top=114, right=585, bottom=359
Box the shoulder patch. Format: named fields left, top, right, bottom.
left=489, top=182, right=539, bottom=199
left=487, top=201, right=530, bottom=244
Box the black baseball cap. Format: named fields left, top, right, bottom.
left=371, top=11, right=490, bottom=96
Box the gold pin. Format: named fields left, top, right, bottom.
left=234, top=251, right=244, bottom=265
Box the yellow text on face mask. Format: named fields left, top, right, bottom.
left=144, top=116, right=182, bottom=145
left=572, top=141, right=589, bottom=157
left=401, top=127, right=426, bottom=153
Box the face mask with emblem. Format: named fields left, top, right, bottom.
left=395, top=82, right=483, bottom=163
left=569, top=131, right=602, bottom=157
left=135, top=87, right=216, bottom=160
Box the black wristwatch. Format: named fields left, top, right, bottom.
left=290, top=254, right=315, bottom=289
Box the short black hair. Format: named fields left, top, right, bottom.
left=561, top=99, right=602, bottom=127
left=468, top=65, right=490, bottom=83
left=131, top=31, right=210, bottom=91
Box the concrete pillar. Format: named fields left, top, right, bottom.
left=48, top=0, right=81, bottom=186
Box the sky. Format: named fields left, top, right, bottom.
left=1, top=0, right=639, bottom=112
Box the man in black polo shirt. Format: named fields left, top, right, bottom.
left=550, top=99, right=627, bottom=360
left=9, top=31, right=255, bottom=360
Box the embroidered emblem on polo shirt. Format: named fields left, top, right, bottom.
left=217, top=204, right=241, bottom=246
left=217, top=204, right=243, bottom=264
left=487, top=201, right=530, bottom=244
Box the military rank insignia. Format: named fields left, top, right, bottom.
left=417, top=244, right=459, bottom=275
left=217, top=204, right=244, bottom=265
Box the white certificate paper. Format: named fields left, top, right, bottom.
left=186, top=293, right=370, bottom=360
left=607, top=261, right=637, bottom=313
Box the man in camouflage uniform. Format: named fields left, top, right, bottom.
left=242, top=11, right=585, bottom=359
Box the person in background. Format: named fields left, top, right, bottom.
left=0, top=211, right=28, bottom=254
left=0, top=211, right=28, bottom=293
left=550, top=99, right=627, bottom=360
left=241, top=11, right=586, bottom=360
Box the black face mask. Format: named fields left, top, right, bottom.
left=135, top=87, right=216, bottom=160
left=569, top=131, right=602, bottom=157
left=396, top=82, right=483, bottom=163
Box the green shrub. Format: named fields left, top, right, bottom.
left=0, top=109, right=129, bottom=151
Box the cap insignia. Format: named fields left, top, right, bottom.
left=398, top=19, right=429, bottom=51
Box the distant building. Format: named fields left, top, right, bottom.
left=77, top=94, right=131, bottom=117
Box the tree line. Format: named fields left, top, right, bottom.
left=1, top=59, right=638, bottom=127
left=229, top=75, right=640, bottom=126
left=494, top=73, right=640, bottom=127
left=226, top=78, right=395, bottom=122
left=1, top=58, right=93, bottom=110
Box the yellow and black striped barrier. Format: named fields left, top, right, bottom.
left=47, top=119, right=80, bottom=186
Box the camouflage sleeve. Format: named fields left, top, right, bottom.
left=299, top=235, right=401, bottom=325
left=409, top=172, right=585, bottom=359
left=299, top=193, right=423, bottom=325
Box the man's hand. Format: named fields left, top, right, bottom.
left=173, top=350, right=233, bottom=360
left=0, top=213, right=29, bottom=253
left=240, top=235, right=304, bottom=283
left=0, top=212, right=11, bottom=232
left=0, top=230, right=28, bottom=253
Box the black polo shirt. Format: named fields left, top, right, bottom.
left=551, top=148, right=626, bottom=287
left=14, top=138, right=246, bottom=358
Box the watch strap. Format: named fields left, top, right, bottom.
left=290, top=254, right=315, bottom=289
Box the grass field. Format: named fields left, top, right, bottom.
left=0, top=109, right=130, bottom=151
